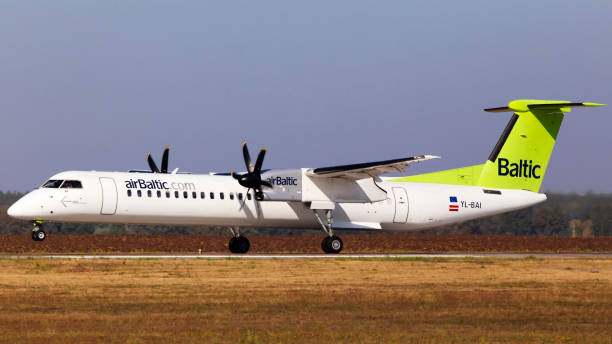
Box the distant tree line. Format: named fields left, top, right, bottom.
left=0, top=190, right=610, bottom=236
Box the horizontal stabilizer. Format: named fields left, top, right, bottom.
left=484, top=100, right=605, bottom=113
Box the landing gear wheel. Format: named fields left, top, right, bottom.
left=228, top=236, right=250, bottom=254
left=321, top=235, right=342, bottom=254
left=32, top=229, right=46, bottom=242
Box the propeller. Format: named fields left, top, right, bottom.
left=232, top=141, right=273, bottom=202
left=147, top=146, right=171, bottom=173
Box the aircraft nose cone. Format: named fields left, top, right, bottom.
left=7, top=199, right=39, bottom=220
left=6, top=204, right=15, bottom=218
left=7, top=202, right=21, bottom=219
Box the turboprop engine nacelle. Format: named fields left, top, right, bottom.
left=261, top=169, right=387, bottom=203
left=260, top=169, right=303, bottom=201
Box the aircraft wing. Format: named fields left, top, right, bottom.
left=306, top=155, right=439, bottom=180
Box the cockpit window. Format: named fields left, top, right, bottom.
left=61, top=180, right=83, bottom=189
left=42, top=180, right=64, bottom=188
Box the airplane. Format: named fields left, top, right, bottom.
left=7, top=99, right=605, bottom=253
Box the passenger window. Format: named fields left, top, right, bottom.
left=137, top=190, right=142, bottom=197
left=230, top=193, right=234, bottom=200
left=183, top=191, right=188, bottom=199
left=175, top=191, right=179, bottom=198
left=192, top=192, right=197, bottom=199
left=247, top=193, right=252, bottom=201
left=166, top=191, right=170, bottom=198
left=220, top=192, right=224, bottom=200
left=42, top=180, right=63, bottom=188
left=127, top=190, right=132, bottom=197
left=200, top=192, right=205, bottom=199
left=147, top=190, right=152, bottom=197
left=210, top=192, right=214, bottom=200
left=238, top=193, right=243, bottom=201
left=61, top=180, right=83, bottom=189
left=157, top=190, right=161, bottom=198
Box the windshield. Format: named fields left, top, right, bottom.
left=42, top=180, right=64, bottom=188
left=61, top=180, right=82, bottom=189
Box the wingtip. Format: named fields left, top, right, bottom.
left=422, top=154, right=441, bottom=160
left=583, top=102, right=606, bottom=107
left=165, top=145, right=170, bottom=150
left=242, top=141, right=247, bottom=147
left=147, top=152, right=151, bottom=158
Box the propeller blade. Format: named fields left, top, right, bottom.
left=254, top=148, right=267, bottom=173
left=238, top=188, right=250, bottom=211
left=254, top=192, right=262, bottom=218
left=242, top=141, right=254, bottom=173
left=260, top=180, right=274, bottom=189
left=147, top=153, right=160, bottom=173
left=161, top=146, right=170, bottom=173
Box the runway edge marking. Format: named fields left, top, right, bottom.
left=3, top=253, right=611, bottom=260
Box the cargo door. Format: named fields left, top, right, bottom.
left=99, top=177, right=118, bottom=215
left=392, top=187, right=409, bottom=223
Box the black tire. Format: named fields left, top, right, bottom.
left=32, top=232, right=39, bottom=241
left=321, top=236, right=331, bottom=253
left=33, top=230, right=46, bottom=242
left=235, top=236, right=250, bottom=254
left=328, top=236, right=343, bottom=253
left=228, top=237, right=238, bottom=253
left=229, top=236, right=250, bottom=254
left=322, top=235, right=342, bottom=254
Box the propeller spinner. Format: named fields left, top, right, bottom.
left=232, top=141, right=273, bottom=201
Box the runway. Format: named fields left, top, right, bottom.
left=3, top=253, right=611, bottom=259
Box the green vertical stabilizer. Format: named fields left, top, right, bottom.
left=391, top=100, right=605, bottom=192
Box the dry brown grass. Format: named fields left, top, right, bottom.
left=0, top=258, right=610, bottom=343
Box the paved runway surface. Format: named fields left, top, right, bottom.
left=3, top=253, right=611, bottom=259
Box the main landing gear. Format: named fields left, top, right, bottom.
left=228, top=227, right=250, bottom=254
left=313, top=209, right=343, bottom=254
left=32, top=221, right=46, bottom=242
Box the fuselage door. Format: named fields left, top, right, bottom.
left=392, top=187, right=409, bottom=223
left=99, top=177, right=118, bottom=215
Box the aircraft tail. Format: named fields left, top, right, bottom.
left=393, top=99, right=605, bottom=192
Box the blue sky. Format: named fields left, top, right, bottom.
left=0, top=1, right=610, bottom=192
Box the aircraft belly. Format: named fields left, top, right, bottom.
left=90, top=197, right=395, bottom=230
left=108, top=199, right=318, bottom=228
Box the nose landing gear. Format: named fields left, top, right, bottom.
left=32, top=221, right=46, bottom=242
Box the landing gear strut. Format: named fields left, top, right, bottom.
left=228, top=227, right=250, bottom=254
left=313, top=209, right=343, bottom=254
left=32, top=221, right=46, bottom=242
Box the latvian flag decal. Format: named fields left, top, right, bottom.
left=449, top=196, right=459, bottom=212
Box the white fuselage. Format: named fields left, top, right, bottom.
left=8, top=170, right=547, bottom=232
